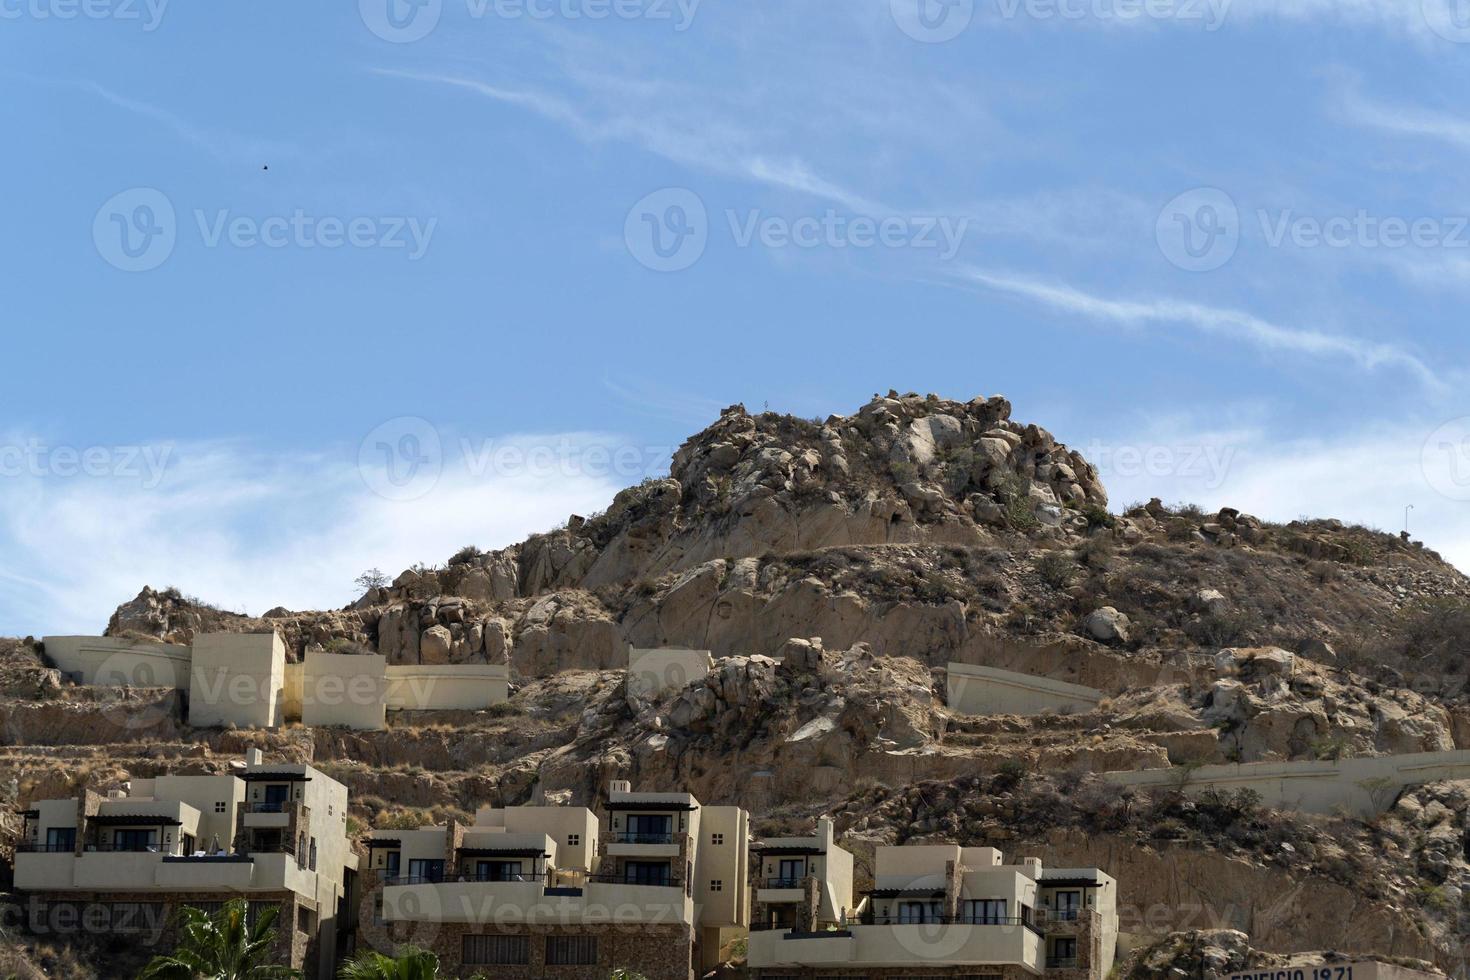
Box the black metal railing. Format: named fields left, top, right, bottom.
left=1048, top=957, right=1080, bottom=969
left=85, top=842, right=162, bottom=853
left=763, top=877, right=807, bottom=889
left=585, top=872, right=678, bottom=888
left=384, top=873, right=446, bottom=886
left=858, top=913, right=1042, bottom=930
left=611, top=832, right=676, bottom=844
left=245, top=802, right=290, bottom=813
left=1039, top=907, right=1083, bottom=921
left=749, top=921, right=803, bottom=932
left=459, top=871, right=550, bottom=883
left=15, top=842, right=74, bottom=853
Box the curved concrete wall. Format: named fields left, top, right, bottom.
left=1103, top=749, right=1470, bottom=817
left=42, top=636, right=192, bottom=690
left=946, top=662, right=1103, bottom=717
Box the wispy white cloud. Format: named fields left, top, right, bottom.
left=1336, top=87, right=1470, bottom=151
left=1091, top=412, right=1470, bottom=573
left=369, top=67, right=887, bottom=213
left=955, top=267, right=1445, bottom=391
left=0, top=430, right=651, bottom=635
left=11, top=73, right=293, bottom=163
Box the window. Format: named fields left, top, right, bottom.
left=777, top=859, right=806, bottom=886
left=407, top=858, right=444, bottom=883
left=112, top=829, right=157, bottom=852
left=625, top=814, right=673, bottom=842
left=568, top=833, right=580, bottom=846
left=965, top=899, right=1007, bottom=924
left=214, top=801, right=227, bottom=813
left=465, top=934, right=530, bottom=965
left=545, top=935, right=597, bottom=966
left=297, top=906, right=315, bottom=934
left=308, top=838, right=317, bottom=872
left=475, top=860, right=524, bottom=882
left=264, top=784, right=290, bottom=808
left=45, top=828, right=75, bottom=852
left=1050, top=937, right=1079, bottom=967
left=710, top=880, right=723, bottom=891
left=384, top=851, right=401, bottom=878
left=898, top=901, right=941, bottom=924
left=372, top=894, right=384, bottom=926
left=623, top=861, right=672, bottom=886
left=711, top=832, right=724, bottom=845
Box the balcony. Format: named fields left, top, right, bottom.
left=612, top=831, right=675, bottom=844
left=382, top=876, right=694, bottom=926
left=15, top=842, right=75, bottom=853
left=757, top=876, right=809, bottom=905
left=603, top=831, right=685, bottom=859
left=858, top=913, right=1042, bottom=935
left=1048, top=957, right=1080, bottom=969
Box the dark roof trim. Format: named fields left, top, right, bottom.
left=366, top=839, right=402, bottom=849
left=91, top=814, right=184, bottom=826
left=240, top=772, right=311, bottom=783
left=753, top=845, right=824, bottom=856
left=605, top=801, right=698, bottom=812
left=19, top=809, right=38, bottom=819
left=457, top=847, right=549, bottom=858
left=1040, top=877, right=1102, bottom=888
left=867, top=888, right=946, bottom=899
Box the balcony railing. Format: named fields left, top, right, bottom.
left=856, top=913, right=1044, bottom=935
left=15, top=842, right=75, bottom=853
left=85, top=843, right=164, bottom=853
left=750, top=920, right=803, bottom=932
left=610, top=832, right=676, bottom=844
left=1039, top=907, right=1083, bottom=922
left=245, top=802, right=291, bottom=813
left=585, top=872, right=678, bottom=888
left=459, top=871, right=550, bottom=884
left=763, top=877, right=807, bottom=888
left=384, top=873, right=446, bottom=886
left=1048, top=957, right=1080, bottom=969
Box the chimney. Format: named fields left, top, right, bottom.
left=1021, top=856, right=1043, bottom=877
left=245, top=748, right=264, bottom=767
left=609, top=779, right=631, bottom=795
left=816, top=817, right=835, bottom=846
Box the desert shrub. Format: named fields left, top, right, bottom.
left=1082, top=504, right=1115, bottom=531
left=448, top=545, right=484, bottom=566
left=1036, top=551, right=1075, bottom=589
left=1074, top=536, right=1115, bottom=569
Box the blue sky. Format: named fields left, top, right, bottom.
left=4, top=0, right=1470, bottom=632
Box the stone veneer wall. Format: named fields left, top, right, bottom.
left=751, top=966, right=1039, bottom=980
left=400, top=921, right=694, bottom=980
left=24, top=890, right=308, bottom=973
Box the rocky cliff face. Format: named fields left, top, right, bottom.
left=5, top=391, right=1470, bottom=978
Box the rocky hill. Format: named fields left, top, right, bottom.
left=4, top=390, right=1470, bottom=978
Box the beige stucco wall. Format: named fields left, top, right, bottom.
left=283, top=662, right=304, bottom=720
left=475, top=805, right=600, bottom=872
left=696, top=805, right=748, bottom=930
left=301, top=651, right=387, bottom=730
left=747, top=920, right=1042, bottom=970
left=42, top=636, right=192, bottom=689
left=947, top=662, right=1104, bottom=717
left=1103, top=749, right=1470, bottom=817
left=189, top=633, right=285, bottom=728
left=385, top=664, right=509, bottom=711
left=628, top=648, right=714, bottom=700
